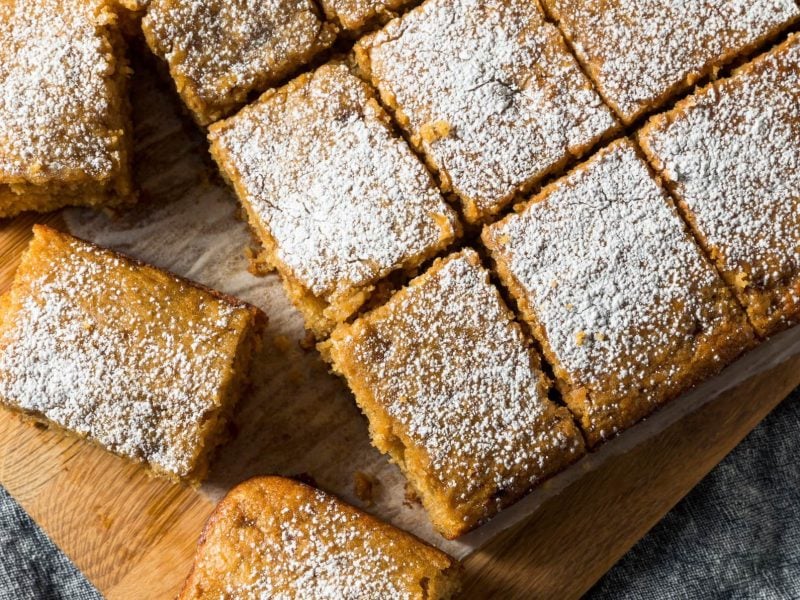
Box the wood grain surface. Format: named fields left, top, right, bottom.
left=0, top=215, right=798, bottom=599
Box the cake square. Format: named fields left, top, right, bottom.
left=354, top=0, right=617, bottom=224
left=639, top=34, right=800, bottom=337
left=321, top=249, right=585, bottom=538
left=180, top=477, right=461, bottom=599
left=0, top=225, right=266, bottom=484
left=540, top=0, right=800, bottom=125
left=482, top=139, right=755, bottom=447
left=208, top=62, right=460, bottom=339
left=0, top=0, right=133, bottom=217
left=142, top=0, right=336, bottom=125
left=319, top=0, right=418, bottom=34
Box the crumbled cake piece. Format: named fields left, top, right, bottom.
left=179, top=477, right=461, bottom=599
left=639, top=34, right=800, bottom=337
left=482, top=139, right=755, bottom=447
left=354, top=0, right=617, bottom=224
left=142, top=0, right=336, bottom=125
left=319, top=0, right=418, bottom=34
left=208, top=62, right=460, bottom=338
left=0, top=0, right=133, bottom=217
left=321, top=250, right=585, bottom=538
left=0, top=225, right=265, bottom=483
left=540, top=0, right=800, bottom=124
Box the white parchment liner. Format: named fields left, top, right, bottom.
left=63, top=63, right=800, bottom=560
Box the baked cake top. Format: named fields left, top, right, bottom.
left=483, top=140, right=751, bottom=441
left=328, top=250, right=583, bottom=506
left=355, top=0, right=616, bottom=223
left=0, top=226, right=258, bottom=479
left=0, top=0, right=127, bottom=184
left=180, top=477, right=459, bottom=599
left=208, top=62, right=458, bottom=303
left=541, top=0, right=800, bottom=124
left=143, top=0, right=336, bottom=124
left=639, top=34, right=800, bottom=335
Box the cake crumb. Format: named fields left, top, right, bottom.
left=353, top=471, right=378, bottom=506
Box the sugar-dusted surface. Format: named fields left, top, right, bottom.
left=208, top=63, right=458, bottom=329
left=639, top=34, right=800, bottom=337
left=0, top=226, right=259, bottom=480
left=483, top=140, right=754, bottom=445
left=326, top=250, right=584, bottom=536
left=319, top=0, right=417, bottom=32
left=0, top=0, right=128, bottom=184
left=541, top=0, right=800, bottom=124
left=355, top=0, right=616, bottom=223
left=180, top=477, right=459, bottom=599
left=142, top=0, right=335, bottom=124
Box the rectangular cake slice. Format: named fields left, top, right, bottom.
left=639, top=34, right=800, bottom=337
left=142, top=0, right=336, bottom=125
left=0, top=0, right=133, bottom=217
left=354, top=0, right=617, bottom=224
left=180, top=477, right=461, bottom=599
left=208, top=62, right=460, bottom=339
left=321, top=249, right=585, bottom=538
left=0, top=225, right=266, bottom=484
left=482, top=139, right=755, bottom=447
left=540, top=0, right=800, bottom=124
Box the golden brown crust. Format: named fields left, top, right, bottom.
left=208, top=62, right=459, bottom=339
left=323, top=249, right=585, bottom=537
left=180, top=476, right=461, bottom=599
left=541, top=0, right=800, bottom=124
left=0, top=0, right=134, bottom=217
left=482, top=140, right=755, bottom=447
left=354, top=0, right=617, bottom=224
left=0, top=225, right=266, bottom=483
left=638, top=34, right=800, bottom=337
left=142, top=0, right=336, bottom=125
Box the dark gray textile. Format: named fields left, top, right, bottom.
left=0, top=486, right=101, bottom=600
left=588, top=388, right=800, bottom=600
left=0, top=391, right=798, bottom=600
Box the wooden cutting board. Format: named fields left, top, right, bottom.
left=0, top=214, right=798, bottom=599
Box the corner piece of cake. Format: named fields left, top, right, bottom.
left=142, top=0, right=337, bottom=125
left=482, top=139, right=755, bottom=447
left=0, top=0, right=133, bottom=217
left=0, top=225, right=266, bottom=484
left=354, top=0, right=617, bottom=224
left=179, top=476, right=461, bottom=599
left=208, top=61, right=460, bottom=339
left=540, top=0, right=800, bottom=124
left=639, top=33, right=800, bottom=337
left=320, top=249, right=585, bottom=538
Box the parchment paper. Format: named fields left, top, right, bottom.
left=63, top=59, right=800, bottom=559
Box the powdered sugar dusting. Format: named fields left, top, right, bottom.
left=0, top=231, right=252, bottom=478
left=143, top=0, right=335, bottom=123
left=357, top=0, right=616, bottom=221
left=484, top=141, right=742, bottom=434
left=543, top=0, right=800, bottom=122
left=209, top=63, right=458, bottom=302
left=0, top=0, right=124, bottom=182
left=187, top=482, right=452, bottom=599
left=338, top=251, right=582, bottom=502
left=640, top=35, right=800, bottom=332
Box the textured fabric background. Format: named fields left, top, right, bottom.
left=589, top=388, right=800, bottom=599
left=0, top=486, right=101, bottom=600
left=0, top=389, right=798, bottom=599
